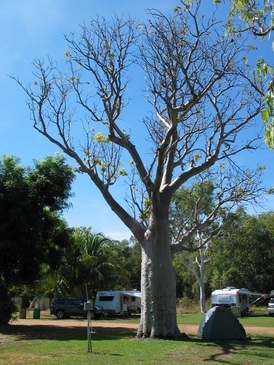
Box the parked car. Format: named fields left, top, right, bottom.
left=50, top=297, right=104, bottom=319
left=268, top=298, right=274, bottom=316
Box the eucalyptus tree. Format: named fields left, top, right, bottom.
left=170, top=182, right=220, bottom=313
left=14, top=1, right=268, bottom=337
left=175, top=238, right=211, bottom=313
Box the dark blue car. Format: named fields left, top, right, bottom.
left=50, top=297, right=104, bottom=319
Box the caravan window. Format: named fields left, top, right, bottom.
left=99, top=296, right=114, bottom=301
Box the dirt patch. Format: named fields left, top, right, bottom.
left=10, top=318, right=137, bottom=328
left=6, top=318, right=273, bottom=336
left=1, top=318, right=140, bottom=344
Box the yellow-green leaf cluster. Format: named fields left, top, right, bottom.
left=119, top=168, right=127, bottom=177
left=93, top=132, right=110, bottom=143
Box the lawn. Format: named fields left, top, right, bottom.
left=0, top=310, right=274, bottom=364
left=177, top=310, right=274, bottom=327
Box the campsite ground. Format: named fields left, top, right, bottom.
left=1, top=311, right=274, bottom=364
left=4, top=317, right=273, bottom=335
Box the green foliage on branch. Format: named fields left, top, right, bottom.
left=214, top=0, right=274, bottom=149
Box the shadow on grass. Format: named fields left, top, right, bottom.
left=1, top=322, right=274, bottom=351
left=189, top=335, right=274, bottom=364
left=0, top=323, right=137, bottom=342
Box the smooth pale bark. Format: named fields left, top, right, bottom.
left=198, top=249, right=206, bottom=313
left=137, top=222, right=180, bottom=338
left=199, top=278, right=206, bottom=313
left=177, top=247, right=207, bottom=313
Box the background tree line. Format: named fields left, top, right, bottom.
left=1, top=154, right=273, bottom=324
left=174, top=208, right=274, bottom=302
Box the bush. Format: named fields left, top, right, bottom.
left=0, top=281, right=19, bottom=324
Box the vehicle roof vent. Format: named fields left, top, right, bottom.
left=224, top=286, right=236, bottom=291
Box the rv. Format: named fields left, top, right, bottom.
left=211, top=287, right=250, bottom=316
left=211, top=286, right=270, bottom=316
left=95, top=290, right=141, bottom=316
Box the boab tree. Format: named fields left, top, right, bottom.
left=14, top=1, right=268, bottom=338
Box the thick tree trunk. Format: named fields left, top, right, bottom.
left=137, top=224, right=180, bottom=339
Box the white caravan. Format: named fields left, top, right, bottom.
left=95, top=290, right=141, bottom=316
left=211, top=286, right=270, bottom=316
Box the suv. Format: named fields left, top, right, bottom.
left=268, top=298, right=274, bottom=316
left=50, top=297, right=104, bottom=319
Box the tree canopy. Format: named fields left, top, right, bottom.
left=0, top=154, right=75, bottom=323
left=52, top=228, right=129, bottom=298
left=209, top=208, right=274, bottom=294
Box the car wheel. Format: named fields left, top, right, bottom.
left=90, top=310, right=95, bottom=319
left=56, top=310, right=65, bottom=319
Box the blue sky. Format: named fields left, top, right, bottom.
left=1, top=0, right=273, bottom=241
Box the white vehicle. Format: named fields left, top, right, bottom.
left=211, top=286, right=270, bottom=316
left=268, top=298, right=274, bottom=316
left=95, top=290, right=141, bottom=316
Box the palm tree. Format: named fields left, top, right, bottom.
left=79, top=230, right=115, bottom=297
left=41, top=227, right=131, bottom=299
left=61, top=227, right=130, bottom=298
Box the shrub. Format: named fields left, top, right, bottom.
left=0, top=281, right=19, bottom=324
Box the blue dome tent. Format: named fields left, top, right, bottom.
left=198, top=306, right=246, bottom=341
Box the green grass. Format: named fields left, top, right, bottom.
left=238, top=311, right=274, bottom=327
left=176, top=310, right=274, bottom=327
left=1, top=310, right=274, bottom=364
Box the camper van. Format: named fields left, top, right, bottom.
left=211, top=286, right=274, bottom=316
left=211, top=286, right=270, bottom=316
left=95, top=290, right=141, bottom=316
left=211, top=287, right=250, bottom=316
